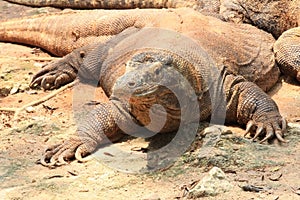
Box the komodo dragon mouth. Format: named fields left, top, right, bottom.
left=132, top=85, right=160, bottom=97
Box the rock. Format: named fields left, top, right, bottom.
left=188, top=167, right=232, bottom=198
left=25, top=106, right=35, bottom=113
left=26, top=90, right=38, bottom=95
left=10, top=84, right=20, bottom=95
left=202, top=125, right=233, bottom=137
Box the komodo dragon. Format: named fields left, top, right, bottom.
left=0, top=8, right=286, bottom=166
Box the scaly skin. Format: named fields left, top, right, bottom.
left=220, top=0, right=300, bottom=38
left=0, top=8, right=279, bottom=91
left=220, top=0, right=300, bottom=82
left=274, top=27, right=300, bottom=82
left=3, top=0, right=299, bottom=84
left=4, top=0, right=221, bottom=14
left=5, top=0, right=299, bottom=39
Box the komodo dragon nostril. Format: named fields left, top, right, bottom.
left=128, top=82, right=136, bottom=87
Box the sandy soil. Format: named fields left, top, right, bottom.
left=0, top=1, right=299, bottom=199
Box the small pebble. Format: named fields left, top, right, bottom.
left=25, top=106, right=35, bottom=113
left=10, top=86, right=19, bottom=94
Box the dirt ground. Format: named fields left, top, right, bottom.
left=0, top=1, right=299, bottom=200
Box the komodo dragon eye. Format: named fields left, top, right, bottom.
left=154, top=68, right=160, bottom=75
left=127, top=81, right=136, bottom=88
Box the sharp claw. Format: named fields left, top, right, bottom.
left=281, top=117, right=287, bottom=133
left=275, top=130, right=287, bottom=143
left=49, top=156, right=58, bottom=165
left=244, top=120, right=254, bottom=137
left=260, top=125, right=274, bottom=143
left=75, top=146, right=90, bottom=163
left=40, top=155, right=49, bottom=166
left=272, top=122, right=287, bottom=143
left=41, top=78, right=49, bottom=90
left=53, top=75, right=67, bottom=89
left=30, top=76, right=43, bottom=88
left=251, top=125, right=264, bottom=142
left=38, top=138, right=93, bottom=167
left=75, top=151, right=84, bottom=162
left=56, top=155, right=68, bottom=166
left=259, top=131, right=273, bottom=143
left=54, top=76, right=64, bottom=89
left=40, top=154, right=56, bottom=167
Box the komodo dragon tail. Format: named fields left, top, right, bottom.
left=4, top=0, right=202, bottom=9
left=0, top=9, right=153, bottom=56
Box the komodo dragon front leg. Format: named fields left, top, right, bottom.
left=41, top=102, right=129, bottom=166
left=224, top=74, right=286, bottom=143
left=30, top=44, right=96, bottom=90
left=30, top=27, right=141, bottom=89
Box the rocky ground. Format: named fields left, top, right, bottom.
left=0, top=1, right=299, bottom=199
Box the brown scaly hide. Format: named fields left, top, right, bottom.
left=0, top=8, right=279, bottom=91
left=220, top=0, right=300, bottom=38
left=274, top=27, right=300, bottom=82
left=4, top=0, right=220, bottom=11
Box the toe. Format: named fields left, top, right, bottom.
left=41, top=75, right=57, bottom=90
left=251, top=124, right=264, bottom=141
left=244, top=120, right=254, bottom=137
left=53, top=73, right=72, bottom=89
left=30, top=76, right=44, bottom=88
left=75, top=145, right=91, bottom=163
left=259, top=125, right=274, bottom=143
left=272, top=122, right=287, bottom=143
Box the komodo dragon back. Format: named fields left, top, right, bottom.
left=221, top=0, right=300, bottom=38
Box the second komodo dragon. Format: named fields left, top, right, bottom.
left=0, top=8, right=286, bottom=167
left=4, top=0, right=300, bottom=83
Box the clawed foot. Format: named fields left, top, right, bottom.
left=39, top=137, right=96, bottom=167
left=244, top=117, right=287, bottom=143
left=30, top=60, right=77, bottom=90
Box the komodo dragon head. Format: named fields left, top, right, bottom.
left=111, top=50, right=201, bottom=133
